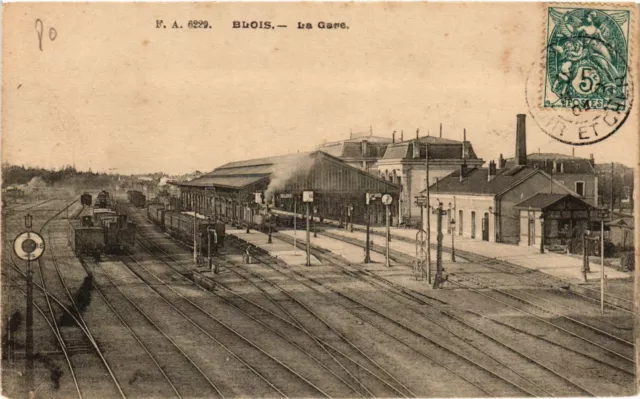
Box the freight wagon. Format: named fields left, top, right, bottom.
left=68, top=210, right=136, bottom=256
left=147, top=203, right=166, bottom=229
left=155, top=210, right=225, bottom=255
left=128, top=190, right=146, bottom=208
left=80, top=193, right=92, bottom=206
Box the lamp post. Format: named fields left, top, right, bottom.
left=313, top=207, right=318, bottom=238
left=597, top=208, right=609, bottom=313
left=364, top=193, right=372, bottom=264
left=382, top=194, right=393, bottom=268
left=539, top=213, right=545, bottom=254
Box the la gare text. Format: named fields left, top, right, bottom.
left=232, top=21, right=349, bottom=29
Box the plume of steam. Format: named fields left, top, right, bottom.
left=158, top=176, right=170, bottom=187
left=27, top=176, right=47, bottom=190
left=264, top=154, right=316, bottom=202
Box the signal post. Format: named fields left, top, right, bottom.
left=303, top=191, right=314, bottom=266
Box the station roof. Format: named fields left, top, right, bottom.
left=504, top=153, right=595, bottom=174
left=513, top=193, right=593, bottom=210
left=425, top=166, right=541, bottom=196
left=606, top=218, right=634, bottom=229
left=382, top=137, right=480, bottom=161
left=172, top=150, right=400, bottom=191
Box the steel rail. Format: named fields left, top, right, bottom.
left=116, top=253, right=309, bottom=399
left=84, top=259, right=221, bottom=399
left=41, top=201, right=127, bottom=399
left=130, top=220, right=407, bottom=399
left=129, top=216, right=414, bottom=399
left=226, top=237, right=523, bottom=398
left=4, top=274, right=83, bottom=399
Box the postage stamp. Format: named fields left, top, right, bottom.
left=543, top=7, right=631, bottom=112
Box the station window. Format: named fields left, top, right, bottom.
left=575, top=181, right=585, bottom=197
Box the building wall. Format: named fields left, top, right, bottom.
left=610, top=226, right=633, bottom=248
left=518, top=209, right=544, bottom=247
left=499, top=174, right=573, bottom=244
left=374, top=160, right=474, bottom=224
left=550, top=173, right=598, bottom=206
left=422, top=193, right=496, bottom=242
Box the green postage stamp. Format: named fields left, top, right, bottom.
left=544, top=7, right=630, bottom=111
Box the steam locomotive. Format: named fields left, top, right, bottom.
left=69, top=192, right=136, bottom=257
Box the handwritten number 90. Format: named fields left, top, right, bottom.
left=35, top=19, right=57, bottom=51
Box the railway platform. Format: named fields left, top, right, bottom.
left=326, top=225, right=630, bottom=285
left=226, top=228, right=322, bottom=266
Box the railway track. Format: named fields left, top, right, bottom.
left=123, top=204, right=634, bottom=397
left=312, top=230, right=635, bottom=393
left=125, top=204, right=418, bottom=397
left=322, top=230, right=633, bottom=345
left=132, top=232, right=416, bottom=398
left=81, top=257, right=225, bottom=398
left=229, top=236, right=592, bottom=396
left=345, top=226, right=634, bottom=312
left=39, top=200, right=127, bottom=398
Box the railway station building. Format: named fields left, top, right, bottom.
left=424, top=114, right=598, bottom=247
left=170, top=151, right=401, bottom=227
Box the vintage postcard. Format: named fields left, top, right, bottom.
left=2, top=2, right=638, bottom=398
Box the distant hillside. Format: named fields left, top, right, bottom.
left=2, top=164, right=118, bottom=190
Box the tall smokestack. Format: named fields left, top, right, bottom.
left=488, top=161, right=497, bottom=182
left=416, top=129, right=419, bottom=140
left=516, top=114, right=527, bottom=166
left=400, top=130, right=403, bottom=142
left=462, top=128, right=467, bottom=159
left=440, top=123, right=442, bottom=138
left=392, top=130, right=396, bottom=143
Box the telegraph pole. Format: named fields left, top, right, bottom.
left=433, top=203, right=447, bottom=289
left=364, top=194, right=372, bottom=263
left=425, top=143, right=432, bottom=284
left=193, top=204, right=198, bottom=264
left=598, top=208, right=609, bottom=313
left=382, top=194, right=393, bottom=268
left=451, top=197, right=456, bottom=262
left=293, top=196, right=297, bottom=254
left=303, top=191, right=313, bottom=266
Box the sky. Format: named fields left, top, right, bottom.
left=3, top=2, right=637, bottom=174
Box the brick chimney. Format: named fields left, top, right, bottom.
left=413, top=141, right=420, bottom=158
left=515, top=114, right=527, bottom=166
left=459, top=164, right=468, bottom=182
left=488, top=161, right=497, bottom=182
left=392, top=130, right=396, bottom=143
left=498, top=153, right=505, bottom=168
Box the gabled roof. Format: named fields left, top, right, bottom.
left=606, top=218, right=634, bottom=228
left=504, top=153, right=595, bottom=174
left=382, top=138, right=480, bottom=161
left=172, top=151, right=400, bottom=190
left=513, top=193, right=593, bottom=210
left=425, top=167, right=540, bottom=196
left=176, top=176, right=269, bottom=189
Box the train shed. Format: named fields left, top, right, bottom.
left=171, top=151, right=401, bottom=226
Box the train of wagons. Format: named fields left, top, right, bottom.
left=68, top=191, right=136, bottom=256
left=146, top=203, right=226, bottom=256
left=127, top=190, right=146, bottom=208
